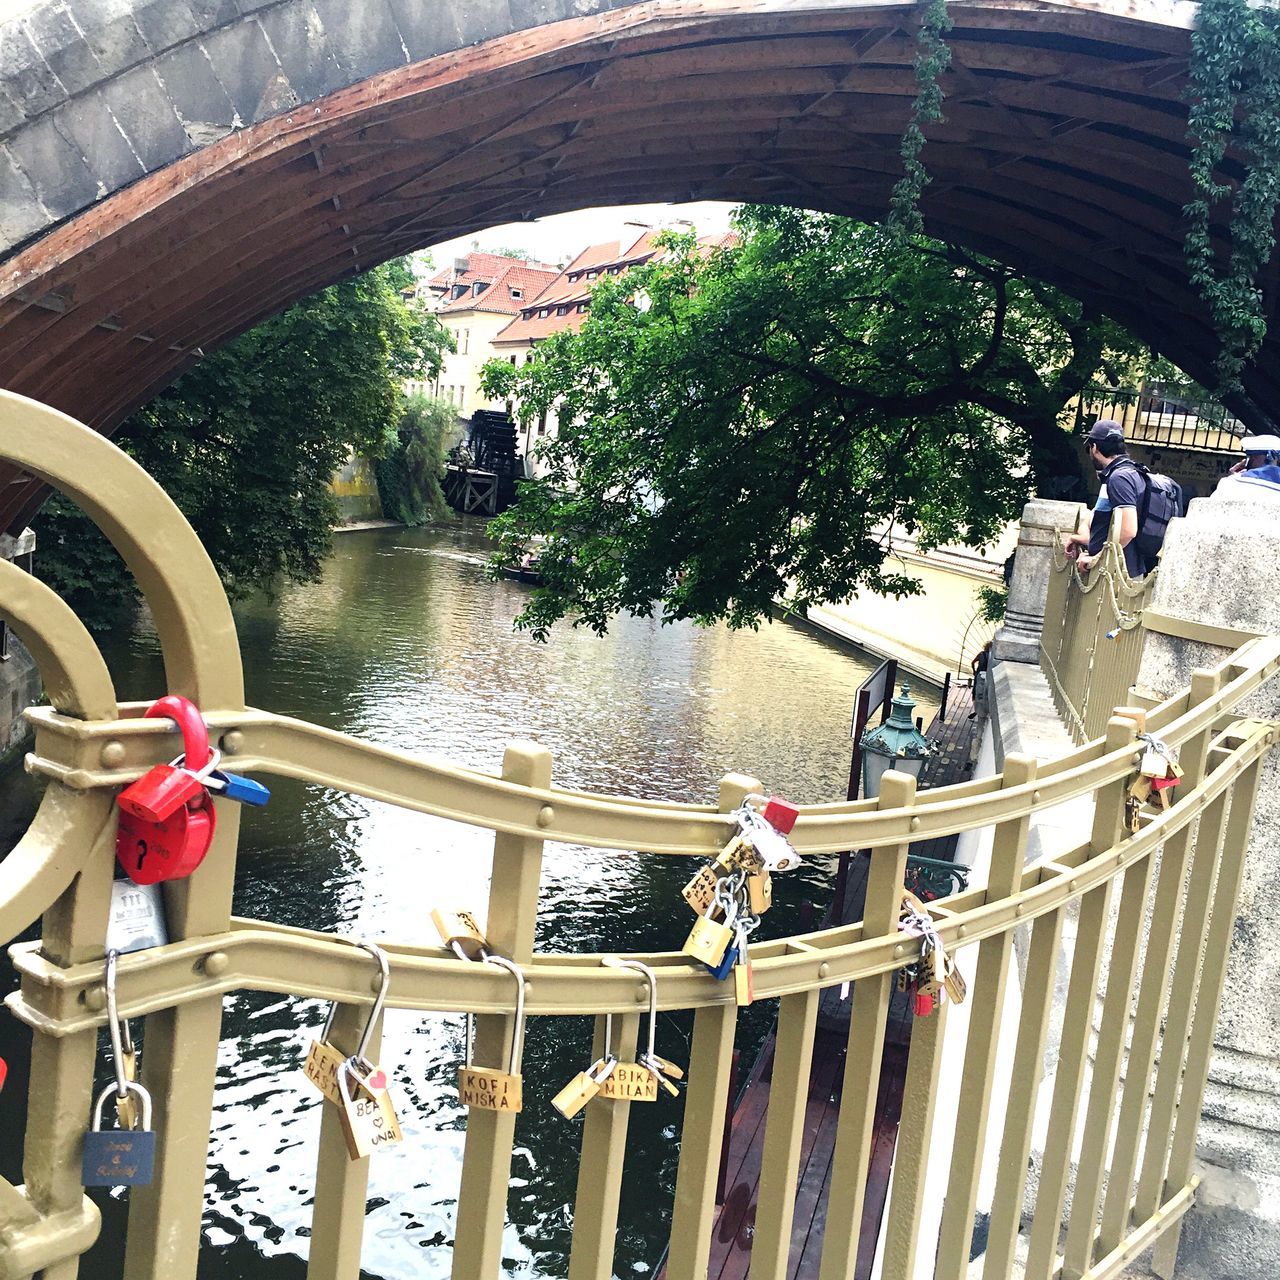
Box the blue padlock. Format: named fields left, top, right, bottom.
left=208, top=769, right=271, bottom=807
left=707, top=943, right=738, bottom=981
left=82, top=1082, right=155, bottom=1186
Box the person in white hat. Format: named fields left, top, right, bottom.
left=1219, top=433, right=1280, bottom=497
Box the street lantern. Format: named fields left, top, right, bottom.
left=859, top=682, right=932, bottom=798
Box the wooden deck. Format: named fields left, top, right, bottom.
left=656, top=681, right=977, bottom=1280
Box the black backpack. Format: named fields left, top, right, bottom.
left=1121, top=461, right=1184, bottom=566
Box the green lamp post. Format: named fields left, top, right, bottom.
left=859, top=682, right=932, bottom=798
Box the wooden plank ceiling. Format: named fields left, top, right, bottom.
left=0, top=0, right=1266, bottom=532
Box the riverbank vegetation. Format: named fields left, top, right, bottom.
left=374, top=394, right=454, bottom=526
left=37, top=260, right=449, bottom=631
left=481, top=206, right=1146, bottom=639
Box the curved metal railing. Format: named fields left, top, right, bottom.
left=0, top=389, right=1276, bottom=1280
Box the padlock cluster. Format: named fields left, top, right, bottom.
left=896, top=891, right=967, bottom=1018
left=1125, top=732, right=1183, bottom=832
left=680, top=794, right=800, bottom=1006
left=115, top=695, right=269, bottom=886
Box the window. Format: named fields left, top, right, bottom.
left=538, top=410, right=547, bottom=436
left=556, top=305, right=569, bottom=316
left=538, top=308, right=549, bottom=318
left=511, top=287, right=523, bottom=299
left=568, top=272, right=580, bottom=282
left=459, top=387, right=465, bottom=411
left=452, top=284, right=467, bottom=299
left=461, top=329, right=469, bottom=354
left=586, top=270, right=597, bottom=280
left=608, top=266, right=620, bottom=275
left=577, top=302, right=588, bottom=313
left=509, top=355, right=517, bottom=365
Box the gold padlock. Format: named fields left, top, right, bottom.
left=458, top=955, right=526, bottom=1113
left=713, top=835, right=757, bottom=873
left=431, top=908, right=489, bottom=961
left=682, top=864, right=721, bottom=913
left=597, top=1061, right=659, bottom=1102
left=746, top=867, right=772, bottom=915
left=552, top=1056, right=617, bottom=1119
left=682, top=912, right=734, bottom=968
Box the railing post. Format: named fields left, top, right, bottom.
left=1025, top=714, right=1135, bottom=1279
left=452, top=740, right=552, bottom=1280
left=818, top=770, right=915, bottom=1280
left=663, top=772, right=758, bottom=1280
left=934, top=752, right=1038, bottom=1279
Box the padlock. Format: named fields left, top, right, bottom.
left=116, top=696, right=219, bottom=885
left=82, top=1081, right=156, bottom=1186
left=552, top=1055, right=617, bottom=1120
left=336, top=1058, right=404, bottom=1161
left=746, top=866, right=772, bottom=915
left=737, top=807, right=801, bottom=872
left=116, top=695, right=215, bottom=823
left=116, top=800, right=216, bottom=886
left=761, top=796, right=800, bottom=834
left=206, top=769, right=271, bottom=807
left=431, top=908, right=489, bottom=961
left=708, top=938, right=740, bottom=981
left=0, top=1056, right=6, bottom=1094
left=597, top=1060, right=659, bottom=1102
left=713, top=835, right=758, bottom=873
left=639, top=1055, right=682, bottom=1097
left=682, top=864, right=721, bottom=913
left=458, top=955, right=526, bottom=1113
left=682, top=912, right=734, bottom=970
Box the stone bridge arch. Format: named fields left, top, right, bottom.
left=0, top=0, right=1268, bottom=528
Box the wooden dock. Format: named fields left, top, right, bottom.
left=657, top=681, right=977, bottom=1280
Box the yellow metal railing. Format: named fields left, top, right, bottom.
left=1039, top=527, right=1157, bottom=743
left=0, top=390, right=1278, bottom=1280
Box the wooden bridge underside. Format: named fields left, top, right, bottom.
left=0, top=0, right=1269, bottom=531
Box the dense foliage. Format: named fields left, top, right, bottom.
left=1184, top=0, right=1280, bottom=396
left=481, top=206, right=1139, bottom=639
left=374, top=394, right=455, bottom=525
left=38, top=261, right=449, bottom=631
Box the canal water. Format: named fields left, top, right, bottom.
left=0, top=521, right=937, bottom=1280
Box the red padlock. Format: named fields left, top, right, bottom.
left=0, top=1055, right=7, bottom=1094
left=116, top=696, right=217, bottom=886
left=761, top=795, right=799, bottom=835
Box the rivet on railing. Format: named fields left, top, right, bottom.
left=1070, top=880, right=1079, bottom=891
left=202, top=951, right=229, bottom=977
left=85, top=986, right=106, bottom=1012
left=957, top=925, right=966, bottom=938
left=1033, top=790, right=1042, bottom=803
left=1015, top=905, right=1024, bottom=917
left=100, top=740, right=125, bottom=768
left=536, top=805, right=555, bottom=828
left=221, top=730, right=244, bottom=756
left=818, top=962, right=830, bottom=979
left=910, top=817, right=920, bottom=831
left=636, top=985, right=648, bottom=1004
left=370, top=971, right=383, bottom=994
left=894, top=943, right=905, bottom=958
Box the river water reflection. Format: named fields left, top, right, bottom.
left=1, top=521, right=937, bottom=1280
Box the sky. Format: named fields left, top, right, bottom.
left=418, top=201, right=739, bottom=272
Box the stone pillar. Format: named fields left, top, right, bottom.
left=0, top=528, right=40, bottom=760
left=991, top=498, right=1083, bottom=664
left=1132, top=486, right=1280, bottom=1279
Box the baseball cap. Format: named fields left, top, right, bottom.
left=1241, top=433, right=1280, bottom=453
left=1084, top=419, right=1125, bottom=444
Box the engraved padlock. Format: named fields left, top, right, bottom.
left=82, top=1081, right=156, bottom=1187
left=458, top=955, right=525, bottom=1113
left=552, top=1055, right=617, bottom=1120
left=682, top=863, right=721, bottom=913
left=431, top=908, right=489, bottom=961
left=745, top=866, right=772, bottom=915
left=336, top=1057, right=404, bottom=1161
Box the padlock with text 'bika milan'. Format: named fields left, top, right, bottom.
left=115, top=695, right=218, bottom=885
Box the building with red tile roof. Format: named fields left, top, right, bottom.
left=411, top=251, right=560, bottom=413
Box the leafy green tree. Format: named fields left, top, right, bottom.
left=375, top=394, right=455, bottom=525
left=480, top=206, right=1141, bottom=639
left=37, top=260, right=450, bottom=630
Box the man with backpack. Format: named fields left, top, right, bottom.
left=1063, top=419, right=1183, bottom=578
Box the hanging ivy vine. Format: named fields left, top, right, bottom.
left=887, top=0, right=954, bottom=237
left=1184, top=0, right=1280, bottom=396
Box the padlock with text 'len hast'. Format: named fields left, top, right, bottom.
left=115, top=696, right=218, bottom=885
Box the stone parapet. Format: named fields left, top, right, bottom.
left=1132, top=488, right=1280, bottom=1280
left=992, top=498, right=1082, bottom=665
